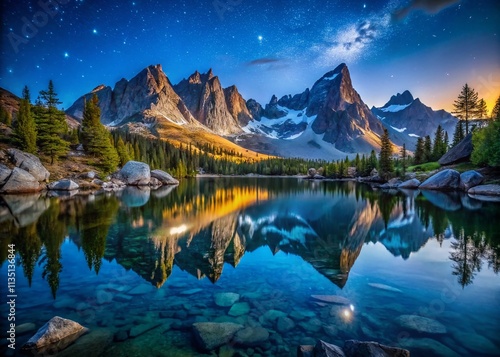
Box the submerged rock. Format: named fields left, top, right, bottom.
left=451, top=331, right=499, bottom=355
left=129, top=322, right=161, bottom=338
left=228, top=302, right=250, bottom=317
left=21, top=316, right=88, bottom=355
left=399, top=337, right=460, bottom=357
left=192, top=322, right=244, bottom=351
left=311, top=295, right=350, bottom=305
left=276, top=316, right=296, bottom=333
left=233, top=326, right=269, bottom=347
left=215, top=292, right=240, bottom=307
left=395, top=314, right=447, bottom=334
left=57, top=329, right=113, bottom=357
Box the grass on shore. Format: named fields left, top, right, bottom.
left=407, top=161, right=441, bottom=173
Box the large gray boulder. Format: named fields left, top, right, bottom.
left=48, top=179, right=79, bottom=191
left=192, top=322, right=243, bottom=351
left=151, top=169, right=179, bottom=185
left=468, top=184, right=500, bottom=198
left=0, top=168, right=41, bottom=193
left=419, top=169, right=461, bottom=191
left=398, top=178, right=420, bottom=189
left=7, top=148, right=50, bottom=181
left=21, top=316, right=88, bottom=355
left=0, top=164, right=11, bottom=184
left=344, top=340, right=410, bottom=357
left=438, top=133, right=472, bottom=165
left=118, top=161, right=150, bottom=186
left=460, top=170, right=484, bottom=191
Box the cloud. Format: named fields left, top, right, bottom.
left=393, top=0, right=461, bottom=21
left=247, top=58, right=282, bottom=66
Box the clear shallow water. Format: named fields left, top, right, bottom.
left=0, top=178, right=499, bottom=357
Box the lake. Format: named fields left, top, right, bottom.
left=1, top=178, right=499, bottom=356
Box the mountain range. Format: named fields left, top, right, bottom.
left=3, top=63, right=458, bottom=160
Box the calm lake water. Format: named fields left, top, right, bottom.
left=1, top=178, right=499, bottom=357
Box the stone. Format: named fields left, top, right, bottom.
left=451, top=331, right=499, bottom=355
left=21, top=316, right=88, bottom=355
left=234, top=327, right=269, bottom=347
left=0, top=163, right=11, bottom=184
left=300, top=318, right=322, bottom=333
left=129, top=322, right=161, bottom=338
left=16, top=322, right=37, bottom=335
left=468, top=184, right=500, bottom=197
left=311, top=295, right=350, bottom=305
left=438, top=133, right=473, bottom=165
left=56, top=329, right=113, bottom=357
left=0, top=168, right=41, bottom=193
left=276, top=316, right=295, bottom=333
left=344, top=340, right=410, bottom=357
left=192, top=322, right=244, bottom=351
left=259, top=309, right=287, bottom=326
left=460, top=170, right=484, bottom=191
left=151, top=169, right=179, bottom=185
left=419, top=169, right=461, bottom=191
left=399, top=338, right=460, bottom=357
left=7, top=148, right=50, bottom=181
left=368, top=283, right=403, bottom=293
left=395, top=315, right=447, bottom=334
left=314, top=340, right=346, bottom=357
left=308, top=168, right=317, bottom=177
left=117, top=161, right=151, bottom=186
left=127, top=284, right=154, bottom=295
left=398, top=178, right=420, bottom=189
left=298, top=345, right=315, bottom=357
left=228, top=302, right=250, bottom=317
left=149, top=177, right=161, bottom=187
left=215, top=292, right=240, bottom=307
left=48, top=179, right=79, bottom=191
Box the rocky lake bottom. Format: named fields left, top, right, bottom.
left=1, top=178, right=499, bottom=356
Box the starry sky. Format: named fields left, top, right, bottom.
left=1, top=0, right=499, bottom=112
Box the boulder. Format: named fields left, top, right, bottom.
left=117, top=161, right=151, bottom=186
left=314, top=340, right=346, bottom=357
left=192, top=322, right=243, bottom=351
left=121, top=186, right=151, bottom=207
left=468, top=184, right=500, bottom=201
left=381, top=178, right=402, bottom=189
left=438, top=133, right=472, bottom=165
left=48, top=179, right=79, bottom=191
left=395, top=315, right=447, bottom=334
left=344, top=340, right=410, bottom=357
left=298, top=345, right=315, bottom=357
left=308, top=168, right=317, bottom=177
left=233, top=326, right=269, bottom=347
left=0, top=168, right=41, bottom=193
left=7, top=148, right=50, bottom=181
left=228, top=302, right=250, bottom=317
left=419, top=169, right=461, bottom=191
left=21, top=316, right=88, bottom=355
left=0, top=163, right=11, bottom=184
left=151, top=169, right=179, bottom=185
left=460, top=170, right=484, bottom=191
left=277, top=316, right=296, bottom=333
left=56, top=329, right=113, bottom=357
left=214, top=292, right=240, bottom=307
left=398, top=178, right=420, bottom=189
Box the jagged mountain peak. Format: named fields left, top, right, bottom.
left=383, top=90, right=414, bottom=108
left=91, top=84, right=108, bottom=93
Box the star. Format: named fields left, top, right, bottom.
left=363, top=4, right=366, bottom=9
left=64, top=52, right=69, bottom=58
left=93, top=29, right=98, bottom=34
left=258, top=35, right=263, bottom=42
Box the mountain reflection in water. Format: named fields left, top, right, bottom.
left=0, top=178, right=499, bottom=297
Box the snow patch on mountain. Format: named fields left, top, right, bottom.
left=390, top=126, right=407, bottom=133
left=380, top=104, right=411, bottom=112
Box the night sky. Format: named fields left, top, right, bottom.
left=1, top=0, right=499, bottom=112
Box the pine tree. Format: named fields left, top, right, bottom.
left=0, top=106, right=12, bottom=126
left=423, top=135, right=432, bottom=162
left=432, top=125, right=446, bottom=161
left=444, top=131, right=449, bottom=151
left=14, top=86, right=37, bottom=154
left=36, top=81, right=69, bottom=163
left=452, top=83, right=478, bottom=135
left=476, top=98, right=488, bottom=119
left=452, top=120, right=465, bottom=147
left=81, top=94, right=119, bottom=173
left=414, top=137, right=425, bottom=165
left=379, top=128, right=394, bottom=179
left=400, top=143, right=407, bottom=176
left=115, top=136, right=130, bottom=166
left=491, top=95, right=500, bottom=120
